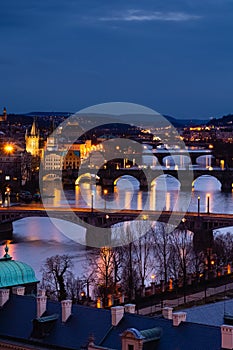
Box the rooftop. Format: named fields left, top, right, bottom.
left=0, top=245, right=39, bottom=288
left=182, top=298, right=233, bottom=327
left=0, top=294, right=221, bottom=350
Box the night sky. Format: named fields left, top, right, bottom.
left=0, top=0, right=233, bottom=118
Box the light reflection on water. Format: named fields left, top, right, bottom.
left=52, top=175, right=232, bottom=215
left=6, top=175, right=233, bottom=282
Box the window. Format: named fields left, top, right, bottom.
left=128, top=345, right=134, bottom=350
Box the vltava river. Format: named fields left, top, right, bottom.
left=5, top=175, right=233, bottom=283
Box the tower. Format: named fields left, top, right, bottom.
left=25, top=119, right=40, bottom=156
left=0, top=107, right=7, bottom=122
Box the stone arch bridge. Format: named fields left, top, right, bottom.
left=96, top=168, right=233, bottom=192
left=0, top=207, right=232, bottom=249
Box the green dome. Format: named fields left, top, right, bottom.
left=0, top=260, right=39, bottom=288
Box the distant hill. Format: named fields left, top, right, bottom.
left=8, top=114, right=34, bottom=125
left=165, top=115, right=209, bottom=127
left=7, top=111, right=227, bottom=129
left=25, top=112, right=72, bottom=117
left=207, top=114, right=233, bottom=127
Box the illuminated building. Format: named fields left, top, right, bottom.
left=25, top=119, right=40, bottom=156
left=0, top=107, right=7, bottom=122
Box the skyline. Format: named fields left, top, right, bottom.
left=0, top=0, right=233, bottom=118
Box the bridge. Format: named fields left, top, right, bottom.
left=96, top=167, right=233, bottom=192
left=42, top=166, right=233, bottom=192
left=0, top=206, right=233, bottom=249
left=152, top=149, right=213, bottom=165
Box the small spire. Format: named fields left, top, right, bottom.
left=30, top=118, right=37, bottom=136
left=3, top=242, right=12, bottom=260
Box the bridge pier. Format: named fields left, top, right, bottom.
left=0, top=222, right=13, bottom=242
left=86, top=226, right=112, bottom=248
left=221, top=180, right=232, bottom=193
left=193, top=229, right=213, bottom=252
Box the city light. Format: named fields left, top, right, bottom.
left=4, top=144, right=13, bottom=154
left=198, top=196, right=200, bottom=216
left=206, top=194, right=210, bottom=214
left=103, top=189, right=108, bottom=210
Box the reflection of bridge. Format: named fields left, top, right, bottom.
left=152, top=149, right=213, bottom=165
left=1, top=206, right=233, bottom=249
left=96, top=168, right=233, bottom=192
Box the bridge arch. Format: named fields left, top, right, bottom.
left=196, top=155, right=215, bottom=168
left=114, top=175, right=140, bottom=189
left=75, top=173, right=99, bottom=186
left=151, top=174, right=181, bottom=190
left=162, top=155, right=191, bottom=168
left=42, top=174, right=61, bottom=182
left=192, top=175, right=222, bottom=191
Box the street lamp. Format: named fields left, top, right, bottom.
left=91, top=191, right=94, bottom=213
left=103, top=189, right=108, bottom=210
left=5, top=187, right=10, bottom=207
left=206, top=194, right=210, bottom=214
left=151, top=274, right=156, bottom=294
left=4, top=144, right=13, bottom=154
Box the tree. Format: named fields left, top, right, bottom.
left=65, top=272, right=85, bottom=303
left=168, top=228, right=195, bottom=301
left=117, top=221, right=154, bottom=298
left=214, top=231, right=233, bottom=267
left=132, top=229, right=154, bottom=296
left=151, top=222, right=171, bottom=284
left=89, top=247, right=120, bottom=307
left=41, top=254, right=73, bottom=301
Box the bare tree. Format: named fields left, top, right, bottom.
left=151, top=222, right=171, bottom=284
left=65, top=272, right=85, bottom=303
left=41, top=254, right=73, bottom=301
left=118, top=221, right=155, bottom=298
left=133, top=234, right=154, bottom=295
left=119, top=228, right=140, bottom=301
left=89, top=247, right=120, bottom=307
left=214, top=231, right=233, bottom=266
left=168, top=228, right=195, bottom=301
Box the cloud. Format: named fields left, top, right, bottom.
left=98, top=9, right=202, bottom=22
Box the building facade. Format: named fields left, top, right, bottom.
left=25, top=120, right=40, bottom=157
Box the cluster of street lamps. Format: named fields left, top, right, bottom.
left=90, top=189, right=109, bottom=212
left=197, top=194, right=211, bottom=215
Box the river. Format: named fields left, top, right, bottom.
left=3, top=174, right=233, bottom=284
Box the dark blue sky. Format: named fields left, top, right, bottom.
left=0, top=0, right=233, bottom=118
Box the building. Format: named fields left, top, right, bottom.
left=0, top=243, right=225, bottom=350
left=0, top=107, right=7, bottom=122
left=43, top=138, right=93, bottom=172
left=25, top=119, right=40, bottom=156
left=0, top=244, right=39, bottom=294
left=0, top=149, right=32, bottom=191
left=0, top=294, right=225, bottom=350
left=182, top=298, right=233, bottom=327
left=0, top=245, right=230, bottom=350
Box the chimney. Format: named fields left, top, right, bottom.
left=37, top=289, right=46, bottom=297
left=0, top=289, right=10, bottom=307
left=124, top=304, right=136, bottom=314
left=221, top=325, right=233, bottom=349
left=111, top=306, right=124, bottom=326
left=61, top=300, right=72, bottom=322
left=162, top=307, right=173, bottom=320
left=172, top=312, right=186, bottom=326
left=36, top=295, right=47, bottom=318
left=12, top=286, right=25, bottom=296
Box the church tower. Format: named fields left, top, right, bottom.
left=0, top=107, right=7, bottom=122
left=25, top=119, right=40, bottom=156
